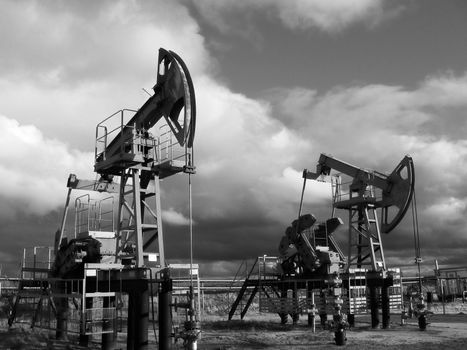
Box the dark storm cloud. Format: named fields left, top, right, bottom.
left=165, top=218, right=285, bottom=263
left=190, top=0, right=394, bottom=34
left=260, top=76, right=467, bottom=274
left=0, top=210, right=61, bottom=276
left=1, top=0, right=467, bottom=279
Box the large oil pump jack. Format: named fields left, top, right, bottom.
left=93, top=48, right=195, bottom=269
left=49, top=48, right=197, bottom=350
left=303, top=153, right=415, bottom=328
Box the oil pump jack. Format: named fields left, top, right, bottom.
left=229, top=154, right=413, bottom=337
left=51, top=48, right=197, bottom=350
left=303, top=153, right=415, bottom=328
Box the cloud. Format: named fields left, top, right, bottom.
left=0, top=0, right=316, bottom=272
left=264, top=72, right=467, bottom=263
left=266, top=72, right=467, bottom=166
left=0, top=0, right=209, bottom=151
left=197, top=259, right=249, bottom=278
left=191, top=0, right=401, bottom=34
left=163, top=208, right=192, bottom=226
left=269, top=0, right=388, bottom=32
left=0, top=0, right=208, bottom=86
left=253, top=167, right=333, bottom=221
left=1, top=0, right=466, bottom=278
left=0, top=115, right=94, bottom=218
left=190, top=76, right=313, bottom=225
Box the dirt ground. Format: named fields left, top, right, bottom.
left=199, top=313, right=467, bottom=350
left=1, top=303, right=467, bottom=349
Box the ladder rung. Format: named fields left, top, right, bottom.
left=141, top=224, right=158, bottom=229
left=123, top=188, right=155, bottom=195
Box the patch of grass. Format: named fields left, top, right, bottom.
left=0, top=327, right=48, bottom=350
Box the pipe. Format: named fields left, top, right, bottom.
left=159, top=277, right=172, bottom=350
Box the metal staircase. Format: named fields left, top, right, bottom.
left=228, top=259, right=260, bottom=320
left=228, top=257, right=287, bottom=320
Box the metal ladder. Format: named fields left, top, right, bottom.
left=346, top=190, right=386, bottom=272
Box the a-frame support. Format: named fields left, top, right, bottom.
left=346, top=202, right=391, bottom=329
left=115, top=168, right=165, bottom=268
left=347, top=204, right=386, bottom=272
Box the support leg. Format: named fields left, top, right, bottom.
left=102, top=296, right=117, bottom=350
left=381, top=286, right=390, bottom=329
left=79, top=297, right=92, bottom=346
left=127, top=292, right=135, bottom=350
left=279, top=287, right=288, bottom=324
left=369, top=286, right=379, bottom=328
left=56, top=296, right=68, bottom=340
left=135, top=280, right=149, bottom=350
left=292, top=288, right=299, bottom=325
left=347, top=314, right=355, bottom=328
left=159, top=278, right=172, bottom=350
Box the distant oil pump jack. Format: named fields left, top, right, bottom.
left=303, top=153, right=414, bottom=328
left=229, top=153, right=414, bottom=344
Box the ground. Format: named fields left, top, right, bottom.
left=1, top=302, right=467, bottom=349
left=199, top=312, right=467, bottom=350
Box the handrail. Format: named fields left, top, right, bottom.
left=75, top=194, right=91, bottom=236
left=74, top=194, right=116, bottom=235
left=227, top=260, right=247, bottom=305
left=96, top=196, right=114, bottom=232
left=94, top=109, right=138, bottom=162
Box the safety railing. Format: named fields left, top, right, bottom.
left=347, top=268, right=403, bottom=315
left=75, top=194, right=91, bottom=235
left=75, top=194, right=115, bottom=236
left=21, top=246, right=54, bottom=279
left=332, top=177, right=383, bottom=206
left=82, top=264, right=125, bottom=336
left=258, top=255, right=281, bottom=280
left=95, top=109, right=137, bottom=163
left=95, top=109, right=191, bottom=171
left=157, top=124, right=192, bottom=167
left=94, top=196, right=115, bottom=232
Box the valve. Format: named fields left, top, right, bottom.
left=400, top=309, right=408, bottom=326
left=176, top=320, right=201, bottom=350
left=410, top=295, right=432, bottom=331
left=414, top=298, right=430, bottom=331
left=333, top=303, right=348, bottom=346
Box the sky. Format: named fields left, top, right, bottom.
left=1, top=0, right=467, bottom=277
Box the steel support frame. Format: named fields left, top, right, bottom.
left=115, top=168, right=165, bottom=268
left=347, top=205, right=386, bottom=272
left=346, top=203, right=389, bottom=329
